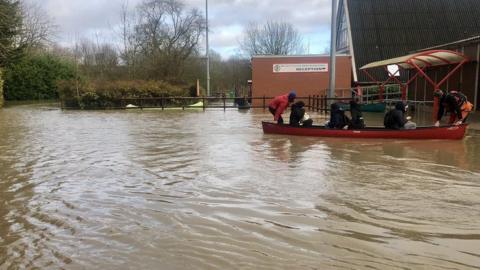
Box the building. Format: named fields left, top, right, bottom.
left=251, top=55, right=352, bottom=106
left=336, top=0, right=480, bottom=110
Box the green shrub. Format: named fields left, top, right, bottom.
left=4, top=53, right=76, bottom=100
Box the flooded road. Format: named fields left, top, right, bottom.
left=1, top=104, right=480, bottom=269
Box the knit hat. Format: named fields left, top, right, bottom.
left=288, top=90, right=297, bottom=100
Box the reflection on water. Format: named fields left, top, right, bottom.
left=1, top=104, right=480, bottom=269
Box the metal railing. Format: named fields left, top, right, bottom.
left=61, top=95, right=361, bottom=112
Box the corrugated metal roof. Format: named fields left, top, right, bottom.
left=342, top=0, right=480, bottom=82
left=418, top=35, right=480, bottom=52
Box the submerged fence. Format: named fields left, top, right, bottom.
left=61, top=95, right=349, bottom=111
left=60, top=94, right=437, bottom=124
left=60, top=94, right=405, bottom=111
left=60, top=83, right=419, bottom=113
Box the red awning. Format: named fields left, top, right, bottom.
left=360, top=50, right=469, bottom=70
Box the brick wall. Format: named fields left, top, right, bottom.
left=251, top=55, right=352, bottom=106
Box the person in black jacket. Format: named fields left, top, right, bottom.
left=289, top=101, right=313, bottom=127
left=384, top=101, right=416, bottom=130
left=434, top=90, right=473, bottom=126
left=349, top=100, right=365, bottom=129
left=327, top=103, right=350, bottom=129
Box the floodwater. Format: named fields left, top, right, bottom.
left=1, top=104, right=480, bottom=270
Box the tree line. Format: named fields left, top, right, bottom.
left=0, top=0, right=305, bottom=103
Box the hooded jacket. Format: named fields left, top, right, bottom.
left=349, top=100, right=365, bottom=129
left=289, top=101, right=306, bottom=126
left=384, top=102, right=407, bottom=130
left=328, top=103, right=350, bottom=129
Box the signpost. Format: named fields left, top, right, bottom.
left=206, top=0, right=210, bottom=96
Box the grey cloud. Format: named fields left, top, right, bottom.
left=29, top=0, right=332, bottom=55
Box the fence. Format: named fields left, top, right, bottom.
left=61, top=94, right=394, bottom=112
left=111, top=95, right=357, bottom=113
left=60, top=84, right=410, bottom=112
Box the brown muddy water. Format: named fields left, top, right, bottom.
left=1, top=104, right=480, bottom=270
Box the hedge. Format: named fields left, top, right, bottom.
left=4, top=53, right=76, bottom=100
left=58, top=80, right=190, bottom=109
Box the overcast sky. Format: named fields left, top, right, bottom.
left=29, top=0, right=333, bottom=58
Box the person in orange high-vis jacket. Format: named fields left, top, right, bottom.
left=268, top=91, right=296, bottom=124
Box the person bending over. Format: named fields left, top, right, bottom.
left=434, top=90, right=473, bottom=126
left=268, top=90, right=296, bottom=124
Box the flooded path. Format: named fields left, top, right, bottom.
left=1, top=104, right=480, bottom=269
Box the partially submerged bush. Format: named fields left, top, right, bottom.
left=58, top=80, right=189, bottom=109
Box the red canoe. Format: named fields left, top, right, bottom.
left=262, top=122, right=468, bottom=140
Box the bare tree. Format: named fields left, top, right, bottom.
left=132, top=0, right=205, bottom=80
left=15, top=1, right=56, bottom=50
left=119, top=0, right=141, bottom=79
left=240, top=21, right=304, bottom=56
left=0, top=0, right=22, bottom=66
left=0, top=0, right=55, bottom=66
left=74, top=38, right=119, bottom=79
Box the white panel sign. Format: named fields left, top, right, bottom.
left=273, top=63, right=329, bottom=73
left=387, top=64, right=400, bottom=77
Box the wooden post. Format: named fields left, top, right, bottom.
left=202, top=97, right=206, bottom=111
left=320, top=95, right=324, bottom=114
left=324, top=95, right=328, bottom=114
left=223, top=95, right=226, bottom=111
left=263, top=95, right=266, bottom=110
left=140, top=98, right=143, bottom=110
left=316, top=95, right=320, bottom=113
left=308, top=95, right=311, bottom=109
left=161, top=95, right=164, bottom=110
left=182, top=98, right=185, bottom=110
left=318, top=95, right=321, bottom=113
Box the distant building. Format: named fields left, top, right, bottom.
left=251, top=55, right=352, bottom=107
left=336, top=0, right=480, bottom=109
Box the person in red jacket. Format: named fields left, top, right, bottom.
left=268, top=91, right=296, bottom=124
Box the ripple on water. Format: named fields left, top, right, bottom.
left=1, top=107, right=480, bottom=269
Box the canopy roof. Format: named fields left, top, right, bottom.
left=360, top=50, right=469, bottom=70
